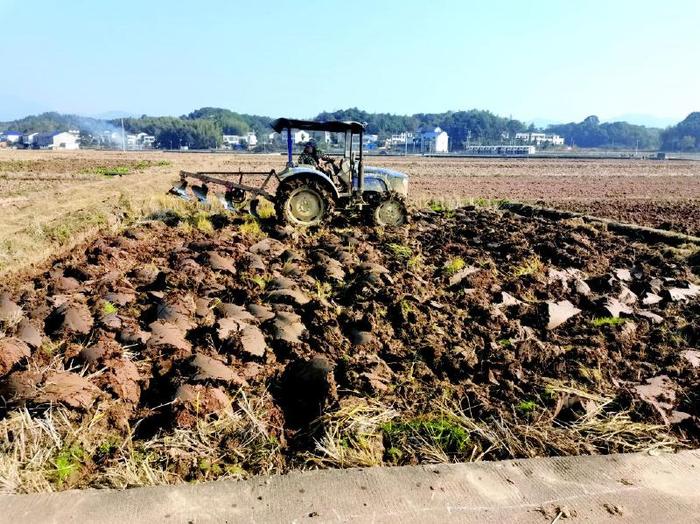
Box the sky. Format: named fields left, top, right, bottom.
left=0, top=0, right=698, bottom=124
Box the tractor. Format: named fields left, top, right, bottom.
left=169, top=118, right=408, bottom=227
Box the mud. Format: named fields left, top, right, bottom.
left=0, top=206, right=698, bottom=483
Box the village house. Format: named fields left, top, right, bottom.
left=515, top=132, right=564, bottom=146
left=419, top=127, right=449, bottom=153
left=33, top=130, right=80, bottom=150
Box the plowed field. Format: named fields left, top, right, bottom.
left=0, top=205, right=697, bottom=492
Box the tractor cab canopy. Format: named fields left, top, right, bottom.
left=271, top=118, right=367, bottom=170
left=270, top=118, right=365, bottom=134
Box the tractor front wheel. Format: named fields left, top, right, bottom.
left=276, top=179, right=334, bottom=226
left=368, top=196, right=407, bottom=227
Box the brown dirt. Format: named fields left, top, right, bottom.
left=0, top=205, right=698, bottom=488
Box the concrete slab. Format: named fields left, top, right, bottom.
left=2, top=450, right=699, bottom=523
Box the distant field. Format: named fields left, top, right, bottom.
left=1, top=150, right=699, bottom=275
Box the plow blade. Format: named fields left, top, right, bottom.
left=169, top=181, right=191, bottom=201
left=220, top=190, right=238, bottom=212
left=191, top=184, right=210, bottom=203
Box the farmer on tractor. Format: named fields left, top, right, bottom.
left=298, top=141, right=337, bottom=176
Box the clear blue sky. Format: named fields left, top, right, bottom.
left=1, top=0, right=698, bottom=123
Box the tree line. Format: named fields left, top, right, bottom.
left=3, top=108, right=698, bottom=151
left=545, top=116, right=661, bottom=149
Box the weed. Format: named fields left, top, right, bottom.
left=39, top=210, right=108, bottom=246
left=497, top=338, right=513, bottom=348
left=578, top=364, right=603, bottom=383
left=40, top=340, right=61, bottom=357
left=102, top=301, right=118, bottom=315
left=427, top=200, right=447, bottom=212
left=443, top=257, right=465, bottom=276
left=516, top=400, right=537, bottom=413
left=186, top=211, right=214, bottom=234
left=382, top=416, right=471, bottom=460
left=253, top=200, right=276, bottom=219
left=591, top=317, right=626, bottom=327
left=239, top=217, right=266, bottom=240
left=513, top=255, right=544, bottom=277
left=399, top=299, right=414, bottom=317
left=315, top=280, right=333, bottom=301
left=280, top=261, right=297, bottom=276
left=387, top=243, right=412, bottom=260
left=247, top=274, right=269, bottom=290
left=385, top=447, right=403, bottom=464
left=52, top=445, right=84, bottom=486
left=407, top=255, right=423, bottom=271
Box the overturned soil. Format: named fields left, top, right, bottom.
left=0, top=207, right=698, bottom=490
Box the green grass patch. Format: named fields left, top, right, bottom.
left=39, top=210, right=109, bottom=246
left=246, top=274, right=269, bottom=290
left=102, top=301, right=118, bottom=315
left=516, top=400, right=537, bottom=413
left=591, top=316, right=626, bottom=327
left=52, top=445, right=84, bottom=486
left=387, top=243, right=412, bottom=260
left=513, top=255, right=544, bottom=277
left=382, top=416, right=470, bottom=457
left=443, top=257, right=465, bottom=276
left=185, top=211, right=214, bottom=233
left=239, top=217, right=266, bottom=239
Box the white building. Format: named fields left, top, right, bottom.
left=223, top=132, right=258, bottom=149
left=515, top=132, right=564, bottom=146
left=386, top=132, right=414, bottom=146
left=22, top=132, right=38, bottom=147
left=1, top=130, right=22, bottom=144
left=137, top=133, right=156, bottom=148
left=222, top=135, right=243, bottom=147
left=420, top=127, right=449, bottom=153
left=34, top=131, right=80, bottom=150
left=268, top=130, right=311, bottom=145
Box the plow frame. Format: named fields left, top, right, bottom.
left=173, top=169, right=280, bottom=202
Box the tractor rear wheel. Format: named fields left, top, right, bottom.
left=368, top=196, right=407, bottom=227
left=276, top=178, right=334, bottom=226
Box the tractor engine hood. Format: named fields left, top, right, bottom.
left=364, top=166, right=409, bottom=196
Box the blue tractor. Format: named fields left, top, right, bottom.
left=170, top=118, right=408, bottom=227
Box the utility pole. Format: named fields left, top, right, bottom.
left=120, top=118, right=126, bottom=152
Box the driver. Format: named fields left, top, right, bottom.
left=298, top=141, right=337, bottom=176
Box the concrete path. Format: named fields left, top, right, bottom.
left=2, top=450, right=699, bottom=523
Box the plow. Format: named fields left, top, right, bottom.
left=169, top=118, right=410, bottom=226
left=169, top=169, right=278, bottom=216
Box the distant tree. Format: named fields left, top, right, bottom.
left=661, top=112, right=700, bottom=151
left=547, top=115, right=660, bottom=149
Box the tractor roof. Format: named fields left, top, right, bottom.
left=270, top=118, right=366, bottom=134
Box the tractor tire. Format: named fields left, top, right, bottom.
left=366, top=195, right=407, bottom=227
left=276, top=178, right=335, bottom=227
